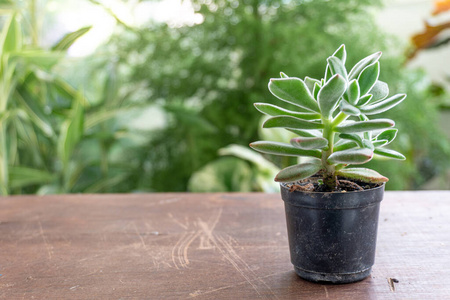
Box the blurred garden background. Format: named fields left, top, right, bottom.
left=0, top=0, right=449, bottom=195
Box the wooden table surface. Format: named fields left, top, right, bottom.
left=0, top=191, right=449, bottom=299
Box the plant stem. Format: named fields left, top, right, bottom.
left=321, top=119, right=336, bottom=189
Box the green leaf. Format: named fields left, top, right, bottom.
left=332, top=44, right=347, bottom=64
left=339, top=133, right=363, bottom=147
left=254, top=103, right=320, bottom=120
left=373, top=148, right=406, bottom=160
left=9, top=166, right=55, bottom=189
left=280, top=72, right=288, bottom=78
left=268, top=78, right=320, bottom=112
left=304, top=76, right=320, bottom=93
left=327, top=148, right=373, bottom=165
left=336, top=119, right=395, bottom=133
left=346, top=79, right=360, bottom=105
left=333, top=140, right=358, bottom=152
left=263, top=116, right=324, bottom=130
left=336, top=168, right=388, bottom=183
left=250, top=141, right=321, bottom=158
left=287, top=129, right=322, bottom=138
left=275, top=160, right=322, bottom=182
left=372, top=140, right=388, bottom=147
left=376, top=128, right=398, bottom=144
left=52, top=26, right=92, bottom=51
left=339, top=99, right=360, bottom=116
left=318, top=74, right=347, bottom=119
left=327, top=56, right=348, bottom=80
left=369, top=80, right=389, bottom=101
left=359, top=94, right=406, bottom=115
left=313, top=82, right=320, bottom=100
left=358, top=62, right=380, bottom=96
left=0, top=13, right=22, bottom=54
left=357, top=94, right=373, bottom=106
left=290, top=136, right=328, bottom=150
left=348, top=51, right=382, bottom=80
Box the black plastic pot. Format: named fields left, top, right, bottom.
left=281, top=183, right=385, bottom=284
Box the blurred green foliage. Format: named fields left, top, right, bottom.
left=1, top=0, right=449, bottom=194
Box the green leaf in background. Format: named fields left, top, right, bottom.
left=290, top=136, right=328, bottom=150
left=250, top=141, right=321, bottom=158
left=0, top=13, right=21, bottom=54
left=358, top=62, right=380, bottom=96
left=327, top=148, right=373, bottom=165
left=263, top=116, right=324, bottom=130
left=336, top=119, right=395, bottom=133
left=254, top=103, right=321, bottom=120
left=374, top=148, right=406, bottom=160
left=274, top=160, right=322, bottom=182
left=359, top=93, right=406, bottom=115
left=52, top=26, right=92, bottom=51
left=348, top=51, right=382, bottom=80
left=268, top=78, right=320, bottom=112
left=318, top=74, right=347, bottom=119
left=336, top=167, right=388, bottom=183
left=9, top=166, right=55, bottom=189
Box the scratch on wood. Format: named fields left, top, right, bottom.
left=387, top=277, right=399, bottom=292
left=172, top=232, right=188, bottom=270
left=168, top=213, right=189, bottom=230
left=323, top=286, right=329, bottom=298
left=38, top=221, right=53, bottom=260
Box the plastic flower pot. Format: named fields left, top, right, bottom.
left=281, top=183, right=385, bottom=284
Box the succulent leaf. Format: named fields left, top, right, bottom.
left=347, top=79, right=360, bottom=105
left=373, top=148, right=406, bottom=160
left=358, top=62, right=380, bottom=96
left=340, top=99, right=360, bottom=116
left=336, top=168, right=388, bottom=183
left=348, top=51, right=382, bottom=80
left=249, top=141, right=321, bottom=158
left=280, top=72, right=289, bottom=78
left=318, top=74, right=347, bottom=119
left=254, top=103, right=321, bottom=120
left=357, top=94, right=373, bottom=106
left=327, top=148, right=373, bottom=165
left=288, top=129, right=322, bottom=137
left=275, top=160, right=322, bottom=182
left=290, top=137, right=328, bottom=150
left=268, top=78, right=320, bottom=112
left=337, top=119, right=395, bottom=133
left=372, top=140, right=388, bottom=147
left=339, top=133, right=363, bottom=147
left=332, top=44, right=347, bottom=64
left=369, top=80, right=389, bottom=101
left=327, top=56, right=348, bottom=81
left=376, top=128, right=398, bottom=144
left=313, top=82, right=320, bottom=100
left=263, top=116, right=324, bottom=130
left=333, top=140, right=358, bottom=152
left=359, top=94, right=406, bottom=115
left=304, top=76, right=320, bottom=93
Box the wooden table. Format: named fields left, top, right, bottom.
left=0, top=192, right=449, bottom=299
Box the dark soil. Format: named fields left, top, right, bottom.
left=286, top=176, right=382, bottom=193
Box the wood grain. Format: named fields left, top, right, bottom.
left=0, top=191, right=449, bottom=299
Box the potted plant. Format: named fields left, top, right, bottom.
left=250, top=45, right=406, bottom=284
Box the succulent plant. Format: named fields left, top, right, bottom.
left=250, top=45, right=406, bottom=190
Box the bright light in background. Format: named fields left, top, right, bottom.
left=46, top=0, right=203, bottom=57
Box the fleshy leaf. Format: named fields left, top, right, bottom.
left=274, top=160, right=322, bottom=182
left=280, top=72, right=289, bottom=78
left=376, top=128, right=398, bottom=144
left=372, top=140, right=388, bottom=147
left=290, top=137, right=328, bottom=150
left=268, top=78, right=320, bottom=112
left=318, top=74, right=347, bottom=119
left=340, top=99, right=360, bottom=116
left=339, top=133, right=363, bottom=147
left=304, top=76, right=320, bottom=93
left=287, top=129, right=322, bottom=138
left=313, top=82, right=321, bottom=100
left=333, top=140, right=358, bottom=152
left=249, top=141, right=322, bottom=158
left=327, top=56, right=348, bottom=80
left=348, top=51, right=382, bottom=80
left=373, top=148, right=406, bottom=160
left=347, top=79, right=360, bottom=105
left=254, top=103, right=321, bottom=120
left=357, top=94, right=373, bottom=106
left=263, top=116, right=324, bottom=130
left=359, top=94, right=406, bottom=115
left=332, top=44, right=347, bottom=64
left=336, top=168, right=388, bottom=183
left=358, top=62, right=380, bottom=96
left=327, top=148, right=373, bottom=165
left=369, top=81, right=389, bottom=101
left=336, top=119, right=395, bottom=133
